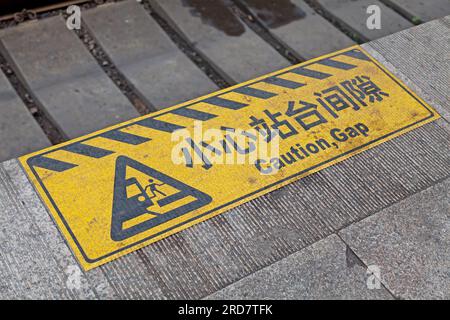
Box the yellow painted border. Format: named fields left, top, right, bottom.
left=20, top=45, right=440, bottom=270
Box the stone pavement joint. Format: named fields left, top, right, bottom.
left=140, top=0, right=231, bottom=89
left=380, top=0, right=450, bottom=23
left=72, top=11, right=154, bottom=115
left=340, top=177, right=450, bottom=299
left=206, top=234, right=394, bottom=299
left=0, top=15, right=139, bottom=139
left=315, top=0, right=413, bottom=41
left=0, top=68, right=50, bottom=162
left=237, top=0, right=355, bottom=60
left=83, top=0, right=218, bottom=110
left=229, top=0, right=303, bottom=64
left=0, top=48, right=65, bottom=145
left=148, top=0, right=290, bottom=84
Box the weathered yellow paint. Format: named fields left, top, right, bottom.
left=20, top=46, right=439, bottom=270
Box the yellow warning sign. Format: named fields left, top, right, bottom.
left=20, top=46, right=439, bottom=270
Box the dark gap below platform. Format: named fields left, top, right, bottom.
left=1, top=0, right=87, bottom=17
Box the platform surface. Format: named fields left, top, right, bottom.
left=0, top=1, right=448, bottom=299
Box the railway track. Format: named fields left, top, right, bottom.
left=0, top=0, right=88, bottom=21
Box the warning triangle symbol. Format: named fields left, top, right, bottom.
left=111, top=156, right=212, bottom=241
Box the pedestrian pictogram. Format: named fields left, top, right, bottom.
left=111, top=156, right=211, bottom=241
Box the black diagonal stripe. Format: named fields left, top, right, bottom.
left=202, top=96, right=248, bottom=110
left=138, top=118, right=185, bottom=133
left=171, top=107, right=217, bottom=121
left=290, top=66, right=332, bottom=79
left=101, top=130, right=151, bottom=145
left=62, top=142, right=114, bottom=158
left=317, top=58, right=357, bottom=70
left=341, top=49, right=371, bottom=61
left=263, top=76, right=305, bottom=89
left=28, top=156, right=77, bottom=172
left=233, top=86, right=276, bottom=99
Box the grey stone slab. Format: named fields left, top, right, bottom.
left=0, top=16, right=139, bottom=139
left=0, top=160, right=115, bottom=299
left=83, top=1, right=217, bottom=110
left=239, top=0, right=355, bottom=59
left=383, top=0, right=450, bottom=22
left=206, top=234, right=393, bottom=299
left=362, top=17, right=450, bottom=123
left=148, top=0, right=290, bottom=84
left=340, top=178, right=450, bottom=299
left=0, top=70, right=49, bottom=162
left=316, top=0, right=413, bottom=41
left=319, top=119, right=450, bottom=228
